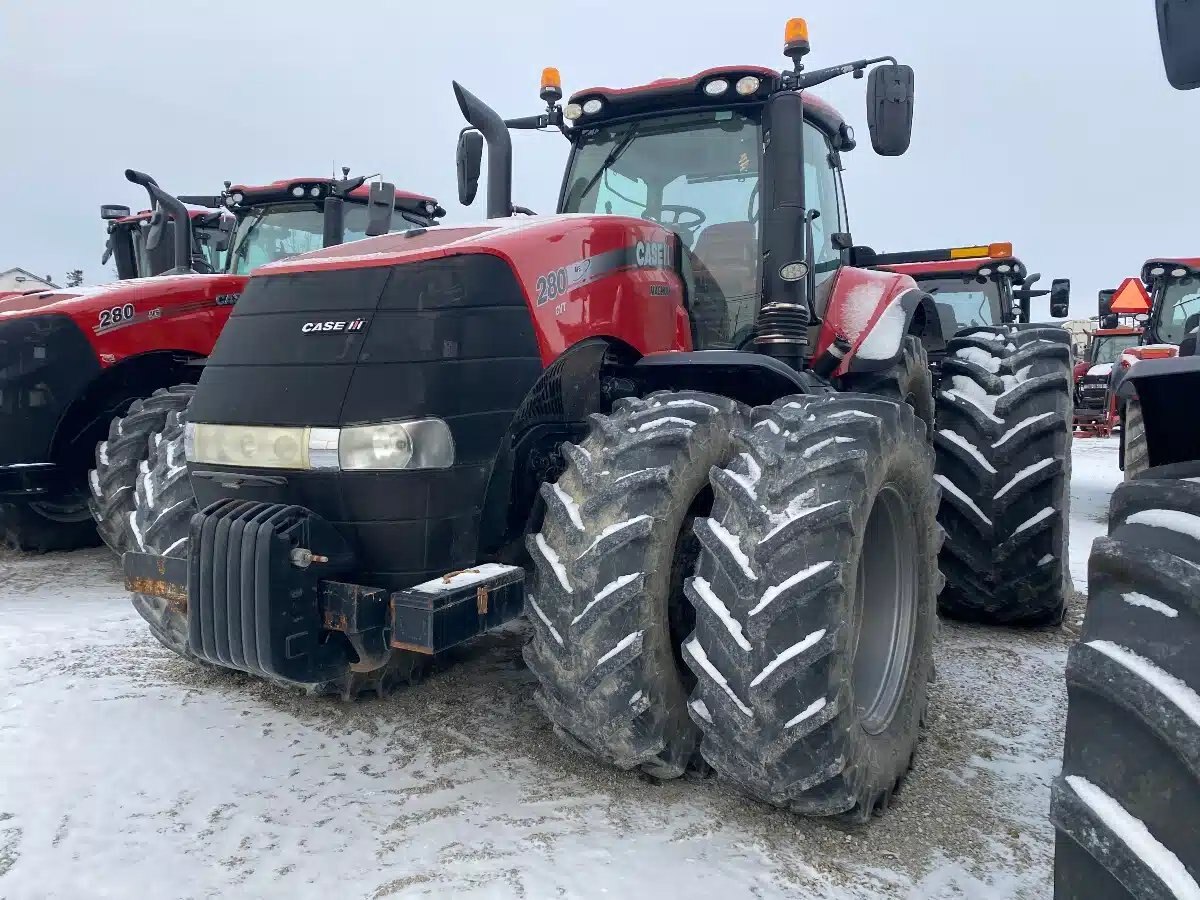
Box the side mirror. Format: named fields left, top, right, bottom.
left=365, top=181, right=396, bottom=237
left=1157, top=0, right=1200, bottom=89
left=1098, top=288, right=1115, bottom=319
left=865, top=64, right=915, bottom=156
left=212, top=214, right=235, bottom=253
left=145, top=207, right=166, bottom=251
left=100, top=204, right=131, bottom=221
left=456, top=130, right=484, bottom=206
left=1050, top=278, right=1071, bottom=318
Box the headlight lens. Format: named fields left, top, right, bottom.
left=188, top=423, right=312, bottom=469
left=185, top=419, right=454, bottom=471
left=340, top=419, right=454, bottom=470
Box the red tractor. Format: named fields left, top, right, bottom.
left=1072, top=303, right=1143, bottom=438
left=0, top=169, right=443, bottom=552
left=121, top=20, right=1074, bottom=821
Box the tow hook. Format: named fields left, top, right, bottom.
left=290, top=548, right=330, bottom=569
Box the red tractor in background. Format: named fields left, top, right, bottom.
left=0, top=168, right=443, bottom=553
left=1071, top=288, right=1143, bottom=438
left=121, top=20, right=1072, bottom=822
left=870, top=243, right=1075, bottom=624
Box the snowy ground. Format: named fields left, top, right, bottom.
left=0, top=439, right=1123, bottom=900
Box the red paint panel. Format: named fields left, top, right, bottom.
left=260, top=215, right=693, bottom=365
left=817, top=266, right=917, bottom=375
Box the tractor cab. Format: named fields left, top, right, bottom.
left=1142, top=257, right=1200, bottom=353
left=873, top=244, right=1071, bottom=343
left=188, top=176, right=446, bottom=276
left=101, top=202, right=232, bottom=280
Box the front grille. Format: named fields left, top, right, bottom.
left=187, top=499, right=352, bottom=682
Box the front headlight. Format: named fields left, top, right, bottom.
left=185, top=419, right=454, bottom=471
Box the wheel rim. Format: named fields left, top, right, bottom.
left=852, top=484, right=918, bottom=735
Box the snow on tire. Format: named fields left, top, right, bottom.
left=1052, top=463, right=1200, bottom=899
left=128, top=408, right=197, bottom=660
left=89, top=384, right=195, bottom=555
left=933, top=325, right=1073, bottom=625
left=1122, top=394, right=1148, bottom=481
left=524, top=390, right=747, bottom=778
left=683, top=394, right=940, bottom=821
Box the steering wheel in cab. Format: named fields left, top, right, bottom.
left=643, top=204, right=706, bottom=244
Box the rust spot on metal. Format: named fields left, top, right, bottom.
left=390, top=639, right=435, bottom=655
left=323, top=611, right=350, bottom=632
left=125, top=576, right=188, bottom=612
left=156, top=557, right=167, bottom=576
left=476, top=585, right=489, bottom=615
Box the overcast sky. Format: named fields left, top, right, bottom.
left=2, top=0, right=1194, bottom=318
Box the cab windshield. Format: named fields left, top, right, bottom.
left=915, top=275, right=1007, bottom=336
left=1091, top=333, right=1140, bottom=365
left=561, top=109, right=763, bottom=346
left=1154, top=276, right=1200, bottom=344
left=228, top=202, right=411, bottom=275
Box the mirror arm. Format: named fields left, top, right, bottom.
left=788, top=55, right=897, bottom=90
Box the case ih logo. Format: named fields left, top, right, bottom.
left=301, top=319, right=367, bottom=334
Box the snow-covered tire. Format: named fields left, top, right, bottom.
left=840, top=335, right=934, bottom=436
left=89, top=384, right=195, bottom=555
left=933, top=325, right=1073, bottom=625
left=683, top=394, right=940, bottom=821
left=128, top=409, right=197, bottom=659
left=0, top=494, right=100, bottom=553
left=524, top=391, right=748, bottom=778
left=1051, top=463, right=1200, bottom=898
left=1121, top=395, right=1148, bottom=481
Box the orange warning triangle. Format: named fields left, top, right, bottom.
left=1110, top=276, right=1151, bottom=314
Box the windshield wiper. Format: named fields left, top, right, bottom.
left=572, top=122, right=642, bottom=212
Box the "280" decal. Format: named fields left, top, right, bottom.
left=97, top=303, right=135, bottom=329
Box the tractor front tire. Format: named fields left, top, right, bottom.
left=524, top=390, right=747, bottom=778
left=1052, top=463, right=1200, bottom=898
left=128, top=408, right=197, bottom=659
left=933, top=325, right=1073, bottom=625
left=683, top=394, right=939, bottom=820
left=840, top=335, right=934, bottom=436
left=89, top=384, right=196, bottom=555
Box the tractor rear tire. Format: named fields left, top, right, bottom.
left=840, top=335, right=935, bottom=436
left=0, top=494, right=101, bottom=553
left=524, top=390, right=747, bottom=778
left=683, top=394, right=939, bottom=820
left=1121, top=395, right=1148, bottom=481
left=1051, top=463, right=1200, bottom=898
left=89, top=384, right=196, bottom=555
left=933, top=325, right=1073, bottom=625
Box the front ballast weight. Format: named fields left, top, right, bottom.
left=122, top=499, right=525, bottom=686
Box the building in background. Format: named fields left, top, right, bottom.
left=0, top=268, right=58, bottom=293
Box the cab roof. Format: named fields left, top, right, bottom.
left=879, top=257, right=1027, bottom=279
left=566, top=65, right=846, bottom=137
left=226, top=178, right=443, bottom=216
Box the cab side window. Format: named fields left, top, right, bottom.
left=802, top=121, right=843, bottom=287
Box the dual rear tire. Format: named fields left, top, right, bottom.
left=524, top=389, right=939, bottom=820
